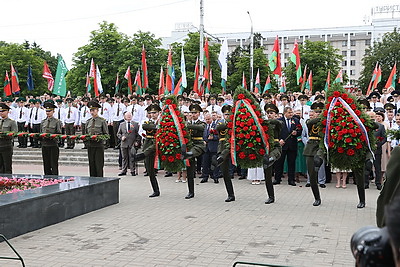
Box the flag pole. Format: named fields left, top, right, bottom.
left=247, top=11, right=254, bottom=92
left=199, top=0, right=204, bottom=89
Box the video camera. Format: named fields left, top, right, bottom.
left=351, top=226, right=394, bottom=266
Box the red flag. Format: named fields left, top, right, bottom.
left=242, top=72, right=248, bottom=90
left=166, top=48, right=173, bottom=93
left=141, top=45, right=149, bottom=90
left=366, top=63, right=378, bottom=96
left=269, top=36, right=282, bottom=76
left=193, top=57, right=200, bottom=96
left=10, top=63, right=21, bottom=93
left=173, top=77, right=182, bottom=96
left=133, top=69, right=142, bottom=95
left=385, top=63, right=397, bottom=89
left=4, top=71, right=11, bottom=96
left=373, top=64, right=382, bottom=89
left=42, top=61, right=54, bottom=91
left=158, top=66, right=165, bottom=97
left=89, top=58, right=95, bottom=77
left=204, top=37, right=210, bottom=73
left=124, top=66, right=132, bottom=94
left=300, top=64, right=307, bottom=92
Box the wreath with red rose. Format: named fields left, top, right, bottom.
left=226, top=87, right=269, bottom=168
left=155, top=95, right=192, bottom=172
left=320, top=86, right=376, bottom=170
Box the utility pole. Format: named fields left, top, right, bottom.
left=247, top=11, right=254, bottom=92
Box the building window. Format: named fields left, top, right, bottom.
left=350, top=40, right=356, bottom=46
left=350, top=80, right=355, bottom=85
left=350, top=50, right=356, bottom=56
left=342, top=61, right=347, bottom=66
left=350, top=60, right=356, bottom=66
left=284, top=53, right=289, bottom=58
left=344, top=70, right=347, bottom=74
left=342, top=40, right=348, bottom=47
left=350, top=70, right=356, bottom=76
left=342, top=51, right=347, bottom=56
left=365, top=39, right=371, bottom=46
left=284, top=44, right=289, bottom=49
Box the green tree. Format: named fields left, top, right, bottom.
left=285, top=40, right=343, bottom=92
left=359, top=29, right=400, bottom=92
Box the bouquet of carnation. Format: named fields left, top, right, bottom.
left=320, top=86, right=376, bottom=170
left=387, top=129, right=400, bottom=141
left=155, top=95, right=192, bottom=172
left=226, top=87, right=269, bottom=168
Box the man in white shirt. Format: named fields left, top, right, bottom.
left=15, top=97, right=29, bottom=148
left=98, top=95, right=112, bottom=148
left=369, top=91, right=384, bottom=111
left=391, top=90, right=400, bottom=115
left=295, top=94, right=311, bottom=120
left=127, top=96, right=145, bottom=124
left=390, top=113, right=400, bottom=148
left=64, top=98, right=79, bottom=149
left=29, top=99, right=46, bottom=148
left=206, top=95, right=222, bottom=115
left=112, top=93, right=126, bottom=149
left=79, top=97, right=91, bottom=149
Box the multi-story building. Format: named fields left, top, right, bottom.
left=162, top=4, right=400, bottom=86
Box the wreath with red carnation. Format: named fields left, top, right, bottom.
left=226, top=87, right=269, bottom=168
left=155, top=95, right=192, bottom=172
left=320, top=85, right=376, bottom=170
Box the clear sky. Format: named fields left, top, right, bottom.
left=0, top=0, right=395, bottom=68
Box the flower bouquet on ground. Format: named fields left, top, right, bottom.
left=155, top=95, right=192, bottom=172
left=0, top=177, right=74, bottom=194
left=320, top=85, right=376, bottom=170
left=226, top=86, right=269, bottom=168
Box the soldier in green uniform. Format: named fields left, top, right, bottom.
left=86, top=101, right=109, bottom=177
left=184, top=104, right=206, bottom=199
left=215, top=105, right=235, bottom=202
left=303, top=102, right=324, bottom=206
left=40, top=101, right=62, bottom=175
left=0, top=102, right=17, bottom=174
left=263, top=103, right=283, bottom=204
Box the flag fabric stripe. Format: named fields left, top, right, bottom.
left=193, top=57, right=200, bottom=96
left=95, top=65, right=103, bottom=95
left=141, top=45, right=149, bottom=91
left=42, top=61, right=54, bottom=91
left=268, top=36, right=282, bottom=76
left=290, top=39, right=301, bottom=85
left=385, top=63, right=397, bottom=89
left=4, top=71, right=11, bottom=96
left=166, top=48, right=174, bottom=94
left=242, top=72, right=247, bottom=90
left=180, top=47, right=187, bottom=90
left=27, top=65, right=34, bottom=91
left=158, top=66, right=165, bottom=97
left=115, top=72, right=120, bottom=94
left=11, top=64, right=21, bottom=94
left=124, top=66, right=132, bottom=94
left=333, top=69, right=343, bottom=84
left=254, top=68, right=261, bottom=94
left=134, top=69, right=142, bottom=95
left=324, top=70, right=330, bottom=92
left=218, top=38, right=228, bottom=92
left=263, top=75, right=271, bottom=94
left=53, top=55, right=68, bottom=97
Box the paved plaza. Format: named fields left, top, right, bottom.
left=0, top=163, right=380, bottom=267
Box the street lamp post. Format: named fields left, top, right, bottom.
left=247, top=11, right=254, bottom=92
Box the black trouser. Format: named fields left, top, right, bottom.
left=58, top=127, right=65, bottom=147
left=187, top=158, right=195, bottom=195
left=113, top=121, right=123, bottom=148
left=31, top=124, right=41, bottom=147
left=17, top=122, right=27, bottom=147
left=221, top=156, right=234, bottom=197
left=306, top=156, right=321, bottom=201
left=354, top=167, right=365, bottom=204
left=81, top=123, right=87, bottom=148
left=144, top=151, right=159, bottom=194
left=274, top=149, right=297, bottom=183
left=42, top=146, right=59, bottom=175
left=365, top=153, right=382, bottom=186
left=65, top=123, right=75, bottom=148
left=264, top=166, right=274, bottom=199
left=0, top=146, right=13, bottom=174
left=108, top=125, right=115, bottom=148
left=88, top=146, right=104, bottom=177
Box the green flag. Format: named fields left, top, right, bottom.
left=53, top=55, right=68, bottom=97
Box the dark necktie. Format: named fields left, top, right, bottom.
left=117, top=104, right=120, bottom=117
left=58, top=108, right=61, bottom=119
left=35, top=108, right=38, bottom=120
left=212, top=105, right=214, bottom=112
left=301, top=106, right=304, bottom=119
left=396, top=103, right=398, bottom=114
left=68, top=107, right=71, bottom=119
left=30, top=109, right=33, bottom=119
left=46, top=119, right=50, bottom=132
left=287, top=119, right=291, bottom=130
left=101, top=104, right=104, bottom=115
left=390, top=121, right=392, bottom=128
left=83, top=107, right=86, bottom=118
left=374, top=103, right=376, bottom=109
left=127, top=122, right=131, bottom=131
left=19, top=108, right=22, bottom=119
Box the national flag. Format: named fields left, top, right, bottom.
left=133, top=69, right=142, bottom=95
left=373, top=64, right=382, bottom=89
left=242, top=72, right=247, bottom=90
left=300, top=65, right=308, bottom=92
left=141, top=45, right=148, bottom=92
left=305, top=70, right=313, bottom=93
left=255, top=68, right=261, bottom=94
left=218, top=38, right=228, bottom=94
left=290, top=39, right=302, bottom=85
left=269, top=36, right=282, bottom=76
left=263, top=75, right=271, bottom=94
left=52, top=55, right=68, bottom=97
left=166, top=48, right=174, bottom=93
left=324, top=70, right=330, bottom=92
left=158, top=66, right=165, bottom=97
left=333, top=69, right=343, bottom=84
left=42, top=61, right=54, bottom=91
left=173, top=77, right=182, bottom=96
left=180, top=47, right=187, bottom=90
left=26, top=65, right=34, bottom=91
left=115, top=72, right=120, bottom=94
left=193, top=57, right=200, bottom=96
left=385, top=63, right=397, bottom=89
left=89, top=58, right=95, bottom=77
left=3, top=71, right=11, bottom=97
left=124, top=66, right=132, bottom=94
left=10, top=63, right=21, bottom=94
left=204, top=37, right=210, bottom=74
left=85, top=72, right=91, bottom=93
left=280, top=76, right=286, bottom=93
left=95, top=65, right=103, bottom=95
left=366, top=63, right=379, bottom=96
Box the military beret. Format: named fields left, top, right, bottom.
left=45, top=99, right=55, bottom=105
left=145, top=104, right=161, bottom=113
left=88, top=101, right=101, bottom=109
left=35, top=99, right=42, bottom=104
left=264, top=103, right=279, bottom=114
left=3, top=97, right=13, bottom=102
left=28, top=99, right=36, bottom=103
left=0, top=102, right=11, bottom=111
left=189, top=104, right=202, bottom=113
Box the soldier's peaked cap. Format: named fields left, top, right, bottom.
left=146, top=104, right=161, bottom=112
left=88, top=101, right=101, bottom=109
left=189, top=104, right=202, bottom=113
left=0, top=102, right=11, bottom=111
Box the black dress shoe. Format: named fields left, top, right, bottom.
left=357, top=202, right=365, bottom=208
left=305, top=183, right=311, bottom=187
left=81, top=147, right=87, bottom=149
left=149, top=192, right=160, bottom=198
left=265, top=197, right=275, bottom=204
left=238, top=176, right=246, bottom=180
left=118, top=172, right=126, bottom=176
left=164, top=172, right=173, bottom=177
left=225, top=196, right=235, bottom=202
left=213, top=179, right=219, bottom=184
left=272, top=180, right=281, bottom=185
left=288, top=182, right=296, bottom=186
left=319, top=184, right=326, bottom=188
left=131, top=172, right=137, bottom=176
left=364, top=184, right=369, bottom=189
left=313, top=199, right=321, bottom=206
left=376, top=184, right=382, bottom=190
left=200, top=178, right=208, bottom=183
left=185, top=193, right=194, bottom=199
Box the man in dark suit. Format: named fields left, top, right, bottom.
left=273, top=107, right=302, bottom=186
left=117, top=111, right=141, bottom=176
left=200, top=113, right=219, bottom=183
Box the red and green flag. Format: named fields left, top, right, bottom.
left=193, top=57, right=200, bottom=96
left=385, top=63, right=397, bottom=89
left=242, top=72, right=247, bottom=90
left=324, top=70, right=330, bottom=92
left=305, top=70, right=313, bottom=93
left=279, top=76, right=286, bottom=93
left=3, top=71, right=11, bottom=97
left=124, top=66, right=132, bottom=94
left=115, top=72, right=120, bottom=94
left=133, top=69, right=142, bottom=95
left=263, top=75, right=271, bottom=94
left=290, top=39, right=302, bottom=85
left=268, top=36, right=281, bottom=76
left=141, top=45, right=148, bottom=92
left=158, top=66, right=165, bottom=97
left=366, top=63, right=379, bottom=96
left=300, top=65, right=308, bottom=92
left=254, top=68, right=261, bottom=94
left=333, top=69, right=343, bottom=84
left=166, top=48, right=174, bottom=94
left=373, top=64, right=382, bottom=89
left=42, top=61, right=54, bottom=92
left=85, top=72, right=91, bottom=93
left=10, top=63, right=21, bottom=94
